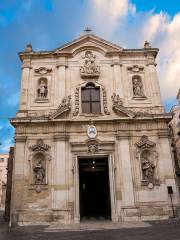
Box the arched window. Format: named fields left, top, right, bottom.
left=81, top=82, right=101, bottom=113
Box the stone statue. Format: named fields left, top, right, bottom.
left=132, top=77, right=144, bottom=97
left=38, top=80, right=48, bottom=99
left=141, top=152, right=155, bottom=181
left=33, top=158, right=45, bottom=184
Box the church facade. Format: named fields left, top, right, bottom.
left=10, top=33, right=179, bottom=225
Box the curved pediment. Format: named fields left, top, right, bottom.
left=54, top=34, right=123, bottom=56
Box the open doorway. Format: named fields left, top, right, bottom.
left=79, top=157, right=111, bottom=221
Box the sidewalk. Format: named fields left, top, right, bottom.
left=45, top=220, right=151, bottom=232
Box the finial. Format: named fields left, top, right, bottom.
left=144, top=41, right=151, bottom=49
left=25, top=43, right=33, bottom=52
left=84, top=27, right=92, bottom=34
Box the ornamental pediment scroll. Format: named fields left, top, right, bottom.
left=28, top=139, right=51, bottom=193
left=80, top=51, right=100, bottom=78
left=135, top=135, right=159, bottom=189
left=49, top=96, right=71, bottom=119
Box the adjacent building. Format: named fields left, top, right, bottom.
left=0, top=153, right=8, bottom=209
left=169, top=89, right=180, bottom=193
left=10, top=33, right=179, bottom=226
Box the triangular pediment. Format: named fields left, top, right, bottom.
left=54, top=34, right=123, bottom=55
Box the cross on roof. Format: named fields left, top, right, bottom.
left=84, top=27, right=92, bottom=34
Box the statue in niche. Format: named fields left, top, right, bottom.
left=37, top=79, right=48, bottom=99
left=80, top=51, right=100, bottom=77
left=33, top=155, right=45, bottom=184
left=141, top=150, right=155, bottom=181
left=132, top=76, right=144, bottom=97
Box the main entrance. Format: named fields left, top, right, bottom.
left=79, top=157, right=111, bottom=221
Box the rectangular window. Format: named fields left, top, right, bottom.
left=81, top=85, right=101, bottom=114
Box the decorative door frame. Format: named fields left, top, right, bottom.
left=73, top=153, right=118, bottom=223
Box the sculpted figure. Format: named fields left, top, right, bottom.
left=33, top=157, right=45, bottom=184
left=132, top=77, right=144, bottom=97
left=38, top=80, right=48, bottom=98
left=141, top=152, right=155, bottom=181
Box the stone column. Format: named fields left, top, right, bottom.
left=112, top=57, right=123, bottom=98
left=56, top=58, right=67, bottom=104
left=10, top=136, right=26, bottom=226
left=52, top=134, right=70, bottom=222
left=19, top=59, right=31, bottom=111
left=116, top=133, right=136, bottom=220
left=147, top=61, right=162, bottom=107
left=158, top=131, right=179, bottom=205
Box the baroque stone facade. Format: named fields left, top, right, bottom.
left=10, top=33, right=179, bottom=225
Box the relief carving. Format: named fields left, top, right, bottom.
left=102, top=87, right=110, bottom=115
left=127, top=65, right=144, bottom=72
left=135, top=135, right=159, bottom=188
left=87, top=140, right=99, bottom=153
left=80, top=51, right=100, bottom=78
left=34, top=67, right=52, bottom=75
left=73, top=88, right=79, bottom=116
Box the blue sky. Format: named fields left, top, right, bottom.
left=0, top=0, right=180, bottom=153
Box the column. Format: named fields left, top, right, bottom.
left=147, top=62, right=162, bottom=107
left=10, top=136, right=26, bottom=226
left=112, top=57, right=123, bottom=98
left=117, top=134, right=135, bottom=207
left=56, top=58, right=67, bottom=104
left=158, top=131, right=179, bottom=205
left=52, top=134, right=69, bottom=222
left=19, top=59, right=31, bottom=111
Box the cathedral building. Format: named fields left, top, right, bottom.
left=10, top=32, right=179, bottom=225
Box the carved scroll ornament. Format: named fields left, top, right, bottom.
left=50, top=95, right=71, bottom=119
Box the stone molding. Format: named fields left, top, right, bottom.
left=14, top=136, right=27, bottom=142
left=158, top=130, right=169, bottom=138
left=54, top=134, right=70, bottom=141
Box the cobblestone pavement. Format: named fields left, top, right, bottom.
left=1, top=212, right=180, bottom=240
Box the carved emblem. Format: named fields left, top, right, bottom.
left=127, top=65, right=144, bottom=72
left=34, top=67, right=52, bottom=75
left=135, top=136, right=159, bottom=188
left=136, top=135, right=155, bottom=149
left=87, top=125, right=97, bottom=139
left=80, top=51, right=100, bottom=78
left=50, top=96, right=71, bottom=119
left=29, top=139, right=50, bottom=152
left=102, top=88, right=110, bottom=115
left=87, top=140, right=99, bottom=153
left=73, top=88, right=79, bottom=116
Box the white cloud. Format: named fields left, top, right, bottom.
left=87, top=0, right=180, bottom=101
left=142, top=13, right=180, bottom=99
left=88, top=0, right=136, bottom=37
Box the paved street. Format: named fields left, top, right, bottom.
left=1, top=212, right=180, bottom=240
